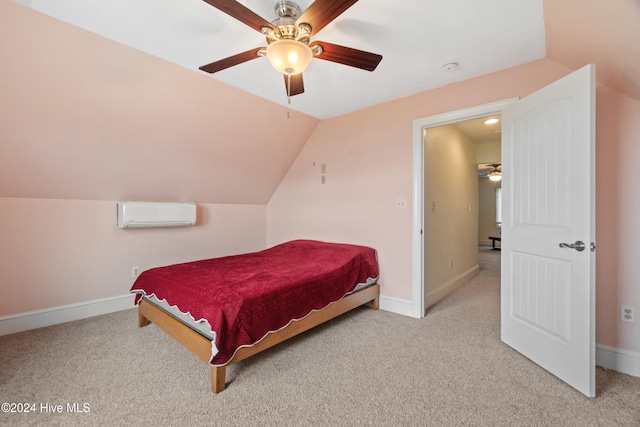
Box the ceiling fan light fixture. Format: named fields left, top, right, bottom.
left=266, top=39, right=313, bottom=75
left=488, top=169, right=502, bottom=182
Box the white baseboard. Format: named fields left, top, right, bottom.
left=596, top=344, right=640, bottom=378
left=0, top=293, right=135, bottom=336
left=379, top=295, right=419, bottom=318
left=5, top=293, right=637, bottom=379
left=379, top=266, right=480, bottom=318
left=424, top=265, right=480, bottom=310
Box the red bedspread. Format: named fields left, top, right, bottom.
left=130, top=240, right=379, bottom=365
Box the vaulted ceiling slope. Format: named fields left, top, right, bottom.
left=16, top=0, right=548, bottom=119
left=543, top=0, right=640, bottom=103
left=15, top=0, right=640, bottom=117
left=0, top=0, right=319, bottom=204
left=1, top=1, right=639, bottom=204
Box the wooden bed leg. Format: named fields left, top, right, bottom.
left=138, top=308, right=150, bottom=327
left=370, top=296, right=379, bottom=311
left=211, top=366, right=226, bottom=393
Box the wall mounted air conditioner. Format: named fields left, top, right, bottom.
left=116, top=202, right=196, bottom=229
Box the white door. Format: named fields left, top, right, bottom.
left=501, top=64, right=596, bottom=397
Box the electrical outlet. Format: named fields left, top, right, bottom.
left=621, top=306, right=635, bottom=323
left=132, top=266, right=140, bottom=278
left=395, top=198, right=407, bottom=209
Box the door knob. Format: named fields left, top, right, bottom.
left=559, top=241, right=586, bottom=252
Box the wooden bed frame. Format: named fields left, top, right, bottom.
left=137, top=283, right=380, bottom=393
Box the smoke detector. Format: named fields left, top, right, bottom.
left=443, top=62, right=459, bottom=72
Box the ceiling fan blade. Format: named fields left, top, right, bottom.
left=310, top=41, right=382, bottom=71
left=297, top=0, right=359, bottom=36
left=202, top=0, right=275, bottom=33
left=199, top=48, right=263, bottom=73
left=283, top=73, right=305, bottom=96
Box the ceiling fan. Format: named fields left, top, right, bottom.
left=486, top=163, right=502, bottom=182
left=198, top=0, right=383, bottom=99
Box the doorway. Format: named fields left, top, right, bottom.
left=422, top=115, right=503, bottom=311
left=411, top=98, right=517, bottom=318
left=412, top=66, right=596, bottom=397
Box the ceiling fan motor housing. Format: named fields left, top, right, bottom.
left=264, top=1, right=311, bottom=45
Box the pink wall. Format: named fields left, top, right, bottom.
left=0, top=2, right=310, bottom=317
left=0, top=198, right=266, bottom=315
left=543, top=0, right=640, bottom=103
left=1, top=1, right=638, bottom=355
left=268, top=59, right=570, bottom=301
left=268, top=58, right=640, bottom=353
left=595, top=87, right=640, bottom=351
left=0, top=1, right=319, bottom=204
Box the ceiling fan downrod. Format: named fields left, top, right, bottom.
left=262, top=1, right=311, bottom=45
left=274, top=1, right=301, bottom=20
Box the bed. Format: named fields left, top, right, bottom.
left=130, top=239, right=380, bottom=393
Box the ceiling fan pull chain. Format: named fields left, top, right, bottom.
left=285, top=68, right=293, bottom=104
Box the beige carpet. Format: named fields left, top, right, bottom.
left=1, top=248, right=639, bottom=426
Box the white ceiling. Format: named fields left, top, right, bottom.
left=18, top=0, right=546, bottom=119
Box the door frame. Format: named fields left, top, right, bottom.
left=411, top=98, right=518, bottom=318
